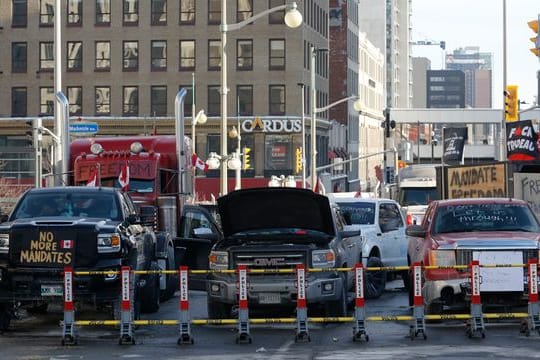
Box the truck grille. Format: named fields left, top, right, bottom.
left=456, top=249, right=538, bottom=270
left=232, top=251, right=307, bottom=270
left=9, top=224, right=98, bottom=268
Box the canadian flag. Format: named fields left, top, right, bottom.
left=86, top=167, right=98, bottom=187
left=118, top=162, right=130, bottom=191
left=192, top=153, right=209, bottom=172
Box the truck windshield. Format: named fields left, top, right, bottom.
left=84, top=178, right=155, bottom=193
left=335, top=202, right=376, bottom=225
left=433, top=203, right=540, bottom=234
left=400, top=188, right=439, bottom=206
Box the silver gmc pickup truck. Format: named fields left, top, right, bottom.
left=206, top=187, right=361, bottom=319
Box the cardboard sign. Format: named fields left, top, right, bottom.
left=446, top=163, right=506, bottom=199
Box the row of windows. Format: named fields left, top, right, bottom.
left=10, top=0, right=287, bottom=27
left=10, top=39, right=286, bottom=73
left=10, top=85, right=287, bottom=118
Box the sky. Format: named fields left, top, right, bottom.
left=412, top=0, right=540, bottom=109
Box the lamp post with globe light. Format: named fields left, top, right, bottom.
left=191, top=109, right=207, bottom=197
left=219, top=1, right=302, bottom=196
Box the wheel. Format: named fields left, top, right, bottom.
left=160, top=245, right=179, bottom=302
left=401, top=270, right=411, bottom=292
left=26, top=302, right=48, bottom=314
left=207, top=299, right=232, bottom=319
left=324, top=274, right=347, bottom=318
left=140, top=262, right=160, bottom=313
left=0, top=304, right=13, bottom=331
left=364, top=257, right=386, bottom=299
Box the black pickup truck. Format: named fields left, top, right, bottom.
left=0, top=186, right=166, bottom=330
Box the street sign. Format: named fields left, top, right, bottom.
left=69, top=122, right=99, bottom=134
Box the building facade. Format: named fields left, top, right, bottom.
left=0, top=0, right=333, bottom=199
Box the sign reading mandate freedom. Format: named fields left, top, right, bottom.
left=446, top=163, right=506, bottom=199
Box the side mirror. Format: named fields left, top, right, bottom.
left=406, top=224, right=426, bottom=238
left=340, top=224, right=361, bottom=238
left=126, top=214, right=140, bottom=225
left=0, top=214, right=7, bottom=223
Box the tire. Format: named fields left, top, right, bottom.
left=160, top=245, right=179, bottom=302
left=0, top=304, right=12, bottom=331
left=26, top=302, right=48, bottom=314
left=364, top=256, right=386, bottom=299
left=207, top=299, right=232, bottom=319
left=324, top=274, right=347, bottom=318
left=401, top=270, right=411, bottom=292
left=140, top=262, right=160, bottom=313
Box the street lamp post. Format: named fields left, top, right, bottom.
left=219, top=2, right=302, bottom=195
left=229, top=121, right=241, bottom=190
left=310, top=46, right=362, bottom=191
left=191, top=109, right=207, bottom=198
left=298, top=83, right=306, bottom=188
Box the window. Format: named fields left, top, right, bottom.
left=123, top=0, right=138, bottom=25
left=95, top=41, right=111, bottom=70
left=123, top=41, right=139, bottom=71
left=95, top=87, right=111, bottom=115
left=151, top=0, right=167, bottom=25
left=68, top=86, right=82, bottom=116
left=237, top=0, right=252, bottom=22
left=179, top=85, right=193, bottom=117
left=151, top=86, right=167, bottom=116
left=40, top=87, right=54, bottom=116
left=12, top=0, right=27, bottom=27
left=269, top=85, right=285, bottom=115
left=179, top=0, right=195, bottom=24
left=12, top=42, right=27, bottom=73
left=67, top=41, right=83, bottom=71
left=96, top=0, right=111, bottom=25
left=40, top=0, right=54, bottom=26
left=208, top=0, right=220, bottom=24
left=269, top=39, right=285, bottom=70
left=67, top=0, right=82, bottom=25
left=237, top=39, right=253, bottom=70
left=39, top=42, right=54, bottom=71
left=269, top=0, right=285, bottom=24
left=179, top=40, right=195, bottom=71
left=207, top=85, right=221, bottom=116
left=11, top=87, right=27, bottom=117
left=151, top=40, right=167, bottom=71
left=123, top=86, right=139, bottom=116
left=208, top=40, right=221, bottom=70
left=237, top=85, right=253, bottom=116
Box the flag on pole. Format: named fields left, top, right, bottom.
left=192, top=153, right=209, bottom=172
left=86, top=167, right=98, bottom=187
left=118, top=162, right=130, bottom=191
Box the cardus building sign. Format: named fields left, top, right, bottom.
left=241, top=117, right=302, bottom=133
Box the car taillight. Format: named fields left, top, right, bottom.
left=406, top=214, right=414, bottom=225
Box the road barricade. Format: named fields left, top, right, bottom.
left=57, top=260, right=540, bottom=346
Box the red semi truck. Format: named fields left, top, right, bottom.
left=69, top=135, right=210, bottom=294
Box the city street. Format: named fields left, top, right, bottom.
left=1, top=280, right=539, bottom=359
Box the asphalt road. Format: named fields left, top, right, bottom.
left=1, top=280, right=540, bottom=360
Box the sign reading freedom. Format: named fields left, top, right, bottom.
left=446, top=163, right=506, bottom=199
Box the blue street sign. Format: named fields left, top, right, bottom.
left=69, top=122, right=99, bottom=134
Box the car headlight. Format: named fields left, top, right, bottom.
left=0, top=233, right=9, bottom=253
left=97, top=233, right=121, bottom=253
left=428, top=250, right=456, bottom=267
left=312, top=249, right=336, bottom=268
left=209, top=251, right=228, bottom=270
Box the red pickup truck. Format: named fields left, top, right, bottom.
left=406, top=198, right=540, bottom=313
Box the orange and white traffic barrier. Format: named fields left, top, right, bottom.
left=523, top=259, right=540, bottom=336
left=352, top=263, right=368, bottom=342
left=177, top=266, right=194, bottom=345
left=236, top=265, right=251, bottom=344
left=62, top=266, right=77, bottom=345
left=295, top=264, right=310, bottom=342
left=467, top=260, right=485, bottom=338
left=119, top=266, right=135, bottom=345
left=410, top=262, right=426, bottom=340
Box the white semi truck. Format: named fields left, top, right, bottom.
left=397, top=164, right=439, bottom=225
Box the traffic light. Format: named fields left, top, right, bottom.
left=25, top=120, right=34, bottom=147
left=528, top=16, right=540, bottom=57
left=295, top=148, right=303, bottom=173
left=243, top=146, right=251, bottom=170
left=504, top=85, right=519, bottom=121
left=381, top=109, right=396, bottom=138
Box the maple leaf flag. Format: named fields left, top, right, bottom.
left=118, top=162, right=130, bottom=191
left=86, top=167, right=98, bottom=187
left=192, top=153, right=209, bottom=172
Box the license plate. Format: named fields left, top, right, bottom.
left=41, top=285, right=63, bottom=297
left=259, top=293, right=281, bottom=304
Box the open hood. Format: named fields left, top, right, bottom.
left=217, top=187, right=335, bottom=238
